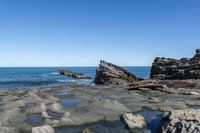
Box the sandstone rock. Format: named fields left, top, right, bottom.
left=95, top=60, right=140, bottom=85
left=151, top=49, right=200, bottom=80
left=126, top=80, right=178, bottom=94
left=32, top=125, right=55, bottom=133
left=58, top=69, right=91, bottom=79
left=128, top=80, right=163, bottom=89
left=189, top=91, right=200, bottom=95
left=123, top=113, right=146, bottom=129
left=148, top=97, right=160, bottom=103
left=48, top=103, right=64, bottom=114
left=81, top=128, right=95, bottom=133
left=0, top=127, right=18, bottom=133
left=158, top=109, right=200, bottom=133
left=42, top=111, right=52, bottom=119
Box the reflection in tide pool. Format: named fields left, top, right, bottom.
left=56, top=108, right=162, bottom=133
left=58, top=98, right=90, bottom=109
left=26, top=113, right=43, bottom=126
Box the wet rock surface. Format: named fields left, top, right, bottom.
left=0, top=127, right=19, bottom=133
left=0, top=81, right=200, bottom=132
left=95, top=60, right=140, bottom=85
left=151, top=49, right=200, bottom=80
left=128, top=79, right=200, bottom=95
left=32, top=125, right=55, bottom=133
left=158, top=109, right=200, bottom=133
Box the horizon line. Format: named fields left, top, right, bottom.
left=0, top=65, right=152, bottom=68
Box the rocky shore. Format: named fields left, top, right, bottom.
left=0, top=80, right=200, bottom=133
left=1, top=49, right=200, bottom=133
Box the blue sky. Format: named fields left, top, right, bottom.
left=0, top=0, right=200, bottom=67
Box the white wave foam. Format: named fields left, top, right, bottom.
left=57, top=79, right=67, bottom=83
left=51, top=72, right=59, bottom=75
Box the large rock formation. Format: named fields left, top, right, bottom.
left=58, top=69, right=91, bottom=79
left=95, top=60, right=140, bottom=85
left=158, top=109, right=200, bottom=133
left=151, top=49, right=200, bottom=80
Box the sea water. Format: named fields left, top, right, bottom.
left=0, top=67, right=151, bottom=89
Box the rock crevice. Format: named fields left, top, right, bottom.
left=158, top=109, right=200, bottom=133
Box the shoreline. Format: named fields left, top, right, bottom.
left=1, top=80, right=200, bottom=133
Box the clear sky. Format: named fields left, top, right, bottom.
left=0, top=0, right=200, bottom=67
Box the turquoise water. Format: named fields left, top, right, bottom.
left=0, top=67, right=151, bottom=89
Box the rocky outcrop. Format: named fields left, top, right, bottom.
left=158, top=109, right=200, bottom=133
left=58, top=69, right=91, bottom=79
left=128, top=80, right=164, bottom=90
left=151, top=49, right=200, bottom=80
left=127, top=79, right=200, bottom=95
left=123, top=113, right=146, bottom=129
left=95, top=60, right=140, bottom=85
left=32, top=125, right=55, bottom=133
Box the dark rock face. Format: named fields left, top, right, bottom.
left=158, top=109, right=200, bottom=133
left=58, top=70, right=91, bottom=79
left=95, top=60, right=140, bottom=85
left=151, top=49, right=200, bottom=80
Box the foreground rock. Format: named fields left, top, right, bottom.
left=32, top=125, right=55, bottom=133
left=81, top=128, right=95, bottom=133
left=58, top=69, right=91, bottom=79
left=95, top=60, right=140, bottom=85
left=151, top=49, right=200, bottom=80
left=158, top=109, right=200, bottom=133
left=1, top=82, right=200, bottom=132
left=0, top=127, right=18, bottom=133
left=123, top=113, right=146, bottom=129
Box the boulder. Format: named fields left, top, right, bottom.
left=32, top=125, right=55, bottom=133
left=58, top=69, right=91, bottom=79
left=151, top=49, right=200, bottom=80
left=48, top=103, right=64, bottom=114
left=158, top=109, right=200, bottom=133
left=95, top=60, right=140, bottom=85
left=122, top=113, right=146, bottom=129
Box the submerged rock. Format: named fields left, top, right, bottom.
left=58, top=69, right=91, bottom=79
left=158, top=109, right=200, bottom=133
left=32, top=125, right=55, bottom=133
left=151, top=49, right=200, bottom=80
left=95, top=60, right=140, bottom=85
left=122, top=113, right=146, bottom=129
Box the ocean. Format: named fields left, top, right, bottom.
left=0, top=67, right=151, bottom=89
